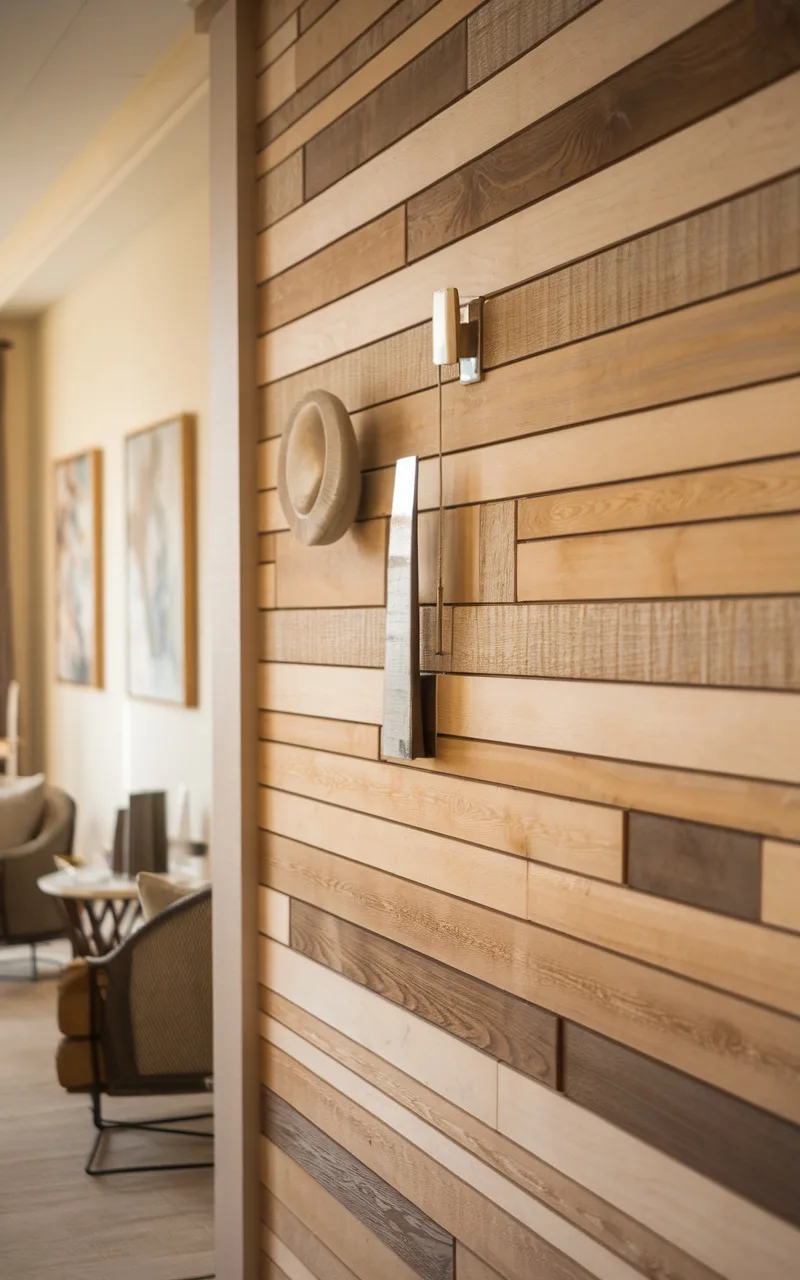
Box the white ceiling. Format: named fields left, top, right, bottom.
left=0, top=0, right=193, bottom=247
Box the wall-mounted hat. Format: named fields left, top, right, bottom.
left=277, top=390, right=361, bottom=546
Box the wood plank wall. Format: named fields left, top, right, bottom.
left=254, top=1, right=800, bottom=1277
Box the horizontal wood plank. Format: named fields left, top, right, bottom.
left=563, top=1021, right=800, bottom=1227
left=294, top=0, right=397, bottom=90
left=262, top=835, right=800, bottom=1121
left=263, top=935, right=498, bottom=1124
left=262, top=990, right=718, bottom=1280
left=259, top=787, right=530, bottom=916
left=259, top=0, right=302, bottom=44
left=258, top=150, right=304, bottom=232
left=274, top=520, right=387, bottom=608
left=258, top=563, right=277, bottom=609
left=262, top=1088, right=454, bottom=1280
left=407, top=0, right=800, bottom=260
left=258, top=663, right=383, bottom=723
left=261, top=608, right=386, bottom=666
left=258, top=533, right=277, bottom=563
left=258, top=710, right=380, bottom=759
left=262, top=1191, right=360, bottom=1280
left=437, top=674, right=800, bottom=784
left=525, top=861, right=800, bottom=1016
left=259, top=739, right=624, bottom=879
left=258, top=13, right=298, bottom=74
left=403, top=735, right=800, bottom=842
left=762, top=839, right=800, bottom=932
left=290, top=899, right=558, bottom=1084
left=627, top=811, right=761, bottom=918
left=259, top=887, right=291, bottom=944
left=418, top=503, right=517, bottom=605
left=467, top=0, right=597, bottom=87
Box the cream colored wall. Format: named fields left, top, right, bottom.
left=40, top=176, right=211, bottom=859
left=0, top=318, right=43, bottom=773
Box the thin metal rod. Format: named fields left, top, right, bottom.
left=436, top=365, right=444, bottom=655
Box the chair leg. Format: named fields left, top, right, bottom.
left=30, top=943, right=37, bottom=982
left=85, top=1089, right=214, bottom=1177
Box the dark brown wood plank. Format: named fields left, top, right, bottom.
left=627, top=811, right=761, bottom=919
left=261, top=1088, right=455, bottom=1280
left=261, top=0, right=439, bottom=148
left=305, top=22, right=467, bottom=200
left=289, top=899, right=558, bottom=1085
left=467, top=0, right=598, bottom=88
left=408, top=0, right=800, bottom=260
left=563, top=1021, right=800, bottom=1227
left=259, top=0, right=302, bottom=44
left=259, top=206, right=406, bottom=333
left=258, top=150, right=303, bottom=232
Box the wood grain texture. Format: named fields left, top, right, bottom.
left=262, top=1088, right=454, bottom=1280
left=259, top=45, right=297, bottom=118
left=405, top=734, right=800, bottom=842
left=258, top=662, right=383, bottom=723
left=263, top=0, right=733, bottom=271
left=295, top=0, right=397, bottom=87
left=304, top=23, right=467, bottom=200
left=258, top=710, right=381, bottom=760
left=298, top=0, right=336, bottom=33
left=260, top=0, right=439, bottom=149
left=258, top=150, right=303, bottom=232
left=260, top=739, right=624, bottom=879
left=467, top=0, right=598, bottom=87
left=483, top=169, right=800, bottom=368
left=259, top=13, right=298, bottom=73
left=258, top=563, right=277, bottom=609
left=261, top=607, right=386, bottom=665
left=259, top=887, right=291, bottom=944
left=419, top=503, right=516, bottom=605
left=259, top=786, right=530, bottom=916
left=518, top=512, right=800, bottom=602
left=262, top=991, right=720, bottom=1280
left=497, top=1062, right=800, bottom=1280
left=627, top=811, right=761, bottom=919
left=274, top=520, right=387, bottom=608
left=455, top=1248, right=503, bottom=1280
left=263, top=1191, right=360, bottom=1280
left=259, top=0, right=302, bottom=44
left=563, top=1021, right=800, bottom=1228
left=262, top=1229, right=314, bottom=1280
left=264, top=935, right=499, bottom=1124
left=265, top=1038, right=600, bottom=1280
left=262, top=835, right=800, bottom=1120
left=263, top=1139, right=422, bottom=1280
left=290, top=899, right=558, bottom=1084
left=419, top=599, right=800, bottom=690
left=518, top=454, right=800, bottom=541
left=259, top=207, right=406, bottom=327
left=438, top=674, right=800, bottom=785
left=407, top=0, right=800, bottom=260
left=526, top=861, right=800, bottom=1016
left=762, top=839, right=800, bottom=932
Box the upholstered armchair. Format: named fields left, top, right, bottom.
left=0, top=785, right=74, bottom=967
left=56, top=885, right=213, bottom=1175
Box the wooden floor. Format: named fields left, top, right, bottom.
left=0, top=942, right=214, bottom=1280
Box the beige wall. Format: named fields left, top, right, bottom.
left=0, top=317, right=43, bottom=774
left=40, top=176, right=211, bottom=859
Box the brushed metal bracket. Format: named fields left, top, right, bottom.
left=458, top=296, right=482, bottom=384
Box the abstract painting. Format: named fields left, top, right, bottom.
left=55, top=450, right=103, bottom=686
left=125, top=416, right=196, bottom=706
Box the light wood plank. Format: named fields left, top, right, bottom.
left=258, top=489, right=286, bottom=532
left=762, top=840, right=800, bottom=932
left=260, top=207, right=406, bottom=326
left=258, top=663, right=384, bottom=724
left=258, top=0, right=487, bottom=175
left=257, top=436, right=280, bottom=488
left=517, top=513, right=800, bottom=602
left=258, top=711, right=380, bottom=760
left=294, top=0, right=398, bottom=88
left=497, top=1063, right=800, bottom=1280
left=262, top=1140, right=421, bottom=1280
left=262, top=0, right=729, bottom=268
left=258, top=533, right=277, bottom=564
left=263, top=1191, right=360, bottom=1280
left=456, top=1246, right=507, bottom=1280
left=259, top=0, right=302, bottom=44
left=258, top=44, right=297, bottom=119
left=261, top=990, right=719, bottom=1280
left=259, top=740, right=624, bottom=880
left=437, top=674, right=800, bottom=784
left=259, top=887, right=291, bottom=944
left=259, top=787, right=530, bottom=916
left=262, top=936, right=498, bottom=1125
left=258, top=562, right=276, bottom=609
left=264, top=1034, right=615, bottom=1280
left=261, top=608, right=386, bottom=666
left=467, top=0, right=596, bottom=88
left=258, top=150, right=304, bottom=231
left=519, top=454, right=800, bottom=540
left=418, top=599, right=800, bottom=690
left=526, top=862, right=800, bottom=1016
left=263, top=1231, right=315, bottom=1280
left=274, top=521, right=387, bottom=608
left=404, top=734, right=800, bottom=842
left=258, top=13, right=298, bottom=74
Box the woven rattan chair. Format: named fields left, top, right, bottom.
left=56, top=885, right=213, bottom=1175
left=0, top=785, right=74, bottom=976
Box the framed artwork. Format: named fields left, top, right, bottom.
left=125, top=415, right=196, bottom=706
left=55, top=449, right=103, bottom=686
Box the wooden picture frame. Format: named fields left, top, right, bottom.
left=54, top=448, right=103, bottom=687
left=125, top=414, right=197, bottom=706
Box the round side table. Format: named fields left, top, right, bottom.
left=37, top=869, right=142, bottom=958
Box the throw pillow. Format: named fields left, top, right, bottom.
left=137, top=871, right=201, bottom=922
left=0, top=773, right=45, bottom=850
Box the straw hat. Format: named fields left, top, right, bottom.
left=277, top=390, right=361, bottom=546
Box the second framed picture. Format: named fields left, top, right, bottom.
left=125, top=415, right=197, bottom=706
